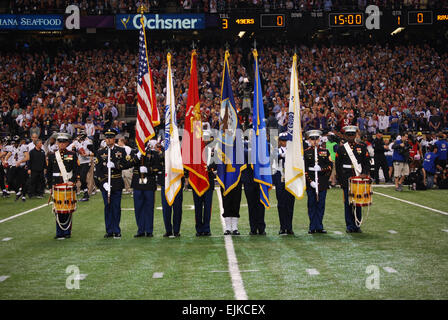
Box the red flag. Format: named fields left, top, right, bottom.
left=135, top=21, right=159, bottom=155
left=182, top=50, right=210, bottom=196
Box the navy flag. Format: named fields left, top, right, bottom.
left=216, top=50, right=246, bottom=196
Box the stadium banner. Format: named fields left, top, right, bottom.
left=116, top=14, right=205, bottom=30
left=80, top=15, right=114, bottom=28
left=0, top=14, right=63, bottom=30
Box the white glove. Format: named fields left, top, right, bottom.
left=107, top=161, right=115, bottom=169
left=136, top=152, right=142, bottom=160
left=103, top=183, right=111, bottom=192
left=139, top=166, right=148, bottom=173
left=313, top=164, right=321, bottom=172
left=310, top=181, right=317, bottom=189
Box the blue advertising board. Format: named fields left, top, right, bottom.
left=0, top=14, right=63, bottom=30
left=116, top=14, right=205, bottom=30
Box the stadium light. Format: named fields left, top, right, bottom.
left=391, top=27, right=405, bottom=35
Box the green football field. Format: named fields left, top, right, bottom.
left=0, top=186, right=447, bottom=300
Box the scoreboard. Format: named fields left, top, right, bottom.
left=220, top=13, right=286, bottom=30
left=218, top=10, right=448, bottom=31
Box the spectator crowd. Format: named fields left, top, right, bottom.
left=1, top=37, right=448, bottom=189
left=6, top=0, right=448, bottom=15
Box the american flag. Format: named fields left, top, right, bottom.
left=136, top=23, right=159, bottom=155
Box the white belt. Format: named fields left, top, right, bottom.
left=53, top=172, right=73, bottom=179
left=343, top=164, right=353, bottom=169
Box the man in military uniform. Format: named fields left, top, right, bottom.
left=273, top=132, right=295, bottom=235
left=94, top=128, right=131, bottom=239
left=159, top=142, right=185, bottom=238
left=193, top=141, right=216, bottom=237
left=129, top=141, right=162, bottom=237
left=304, top=130, right=333, bottom=234
left=242, top=139, right=266, bottom=236
left=335, top=126, right=371, bottom=233
left=47, top=133, right=79, bottom=239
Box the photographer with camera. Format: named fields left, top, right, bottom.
left=392, top=133, right=411, bottom=192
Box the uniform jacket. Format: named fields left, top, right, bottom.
left=304, top=146, right=333, bottom=191
left=335, top=141, right=371, bottom=188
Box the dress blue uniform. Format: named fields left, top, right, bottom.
left=273, top=133, right=295, bottom=235
left=130, top=146, right=162, bottom=237
left=47, top=133, right=79, bottom=239
left=335, top=126, right=371, bottom=233
left=94, top=129, right=132, bottom=238
left=193, top=169, right=215, bottom=236
left=242, top=142, right=266, bottom=235
left=157, top=149, right=184, bottom=237
left=304, top=130, right=333, bottom=234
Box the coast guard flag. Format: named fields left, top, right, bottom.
left=251, top=49, right=272, bottom=208
left=164, top=53, right=184, bottom=206
left=135, top=18, right=160, bottom=155
left=181, top=50, right=210, bottom=196
left=216, top=50, right=246, bottom=196
left=285, top=54, right=306, bottom=199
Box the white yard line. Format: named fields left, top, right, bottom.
left=0, top=203, right=52, bottom=224
left=373, top=191, right=448, bottom=216
left=216, top=188, right=248, bottom=301
left=306, top=268, right=320, bottom=276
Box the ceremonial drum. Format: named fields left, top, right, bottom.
left=53, top=182, right=77, bottom=214
left=348, top=177, right=373, bottom=207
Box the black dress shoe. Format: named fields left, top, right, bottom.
left=163, top=232, right=173, bottom=237
left=249, top=231, right=258, bottom=236
left=224, top=230, right=231, bottom=235
left=145, top=233, right=153, bottom=237
left=196, top=232, right=202, bottom=237
left=202, top=232, right=211, bottom=236
left=54, top=235, right=65, bottom=240
left=279, top=230, right=287, bottom=235
left=232, top=230, right=240, bottom=236
left=354, top=229, right=362, bottom=233
left=259, top=231, right=267, bottom=236
left=173, top=232, right=181, bottom=237
left=308, top=230, right=316, bottom=234
left=113, top=233, right=122, bottom=239
left=286, top=230, right=295, bottom=235
left=64, top=234, right=71, bottom=239
left=317, top=229, right=327, bottom=234
left=104, top=233, right=114, bottom=238
left=134, top=233, right=145, bottom=238
left=346, top=229, right=354, bottom=233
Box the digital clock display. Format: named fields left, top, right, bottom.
left=260, top=14, right=285, bottom=28
left=408, top=11, right=433, bottom=25
left=329, top=13, right=364, bottom=27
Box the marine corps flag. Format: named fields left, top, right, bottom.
left=216, top=50, right=246, bottom=195
left=285, top=54, right=306, bottom=199
left=181, top=50, right=210, bottom=196
left=164, top=53, right=184, bottom=206
left=135, top=16, right=160, bottom=155
left=251, top=49, right=272, bottom=208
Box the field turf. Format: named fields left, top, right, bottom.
left=0, top=187, right=447, bottom=300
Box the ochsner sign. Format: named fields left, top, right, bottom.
left=116, top=14, right=205, bottom=30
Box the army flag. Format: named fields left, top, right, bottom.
left=216, top=50, right=246, bottom=196
left=181, top=50, right=210, bottom=196
left=164, top=53, right=184, bottom=206
left=135, top=18, right=160, bottom=155
left=285, top=54, right=306, bottom=199
left=251, top=49, right=272, bottom=208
